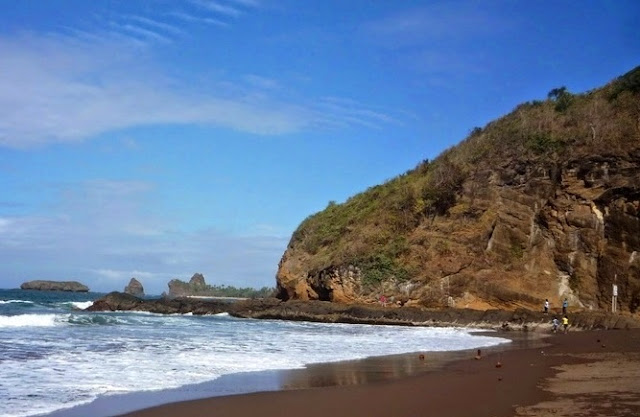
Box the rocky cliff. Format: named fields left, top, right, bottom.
left=276, top=67, right=640, bottom=313
left=124, top=278, right=144, bottom=297
left=20, top=280, right=89, bottom=292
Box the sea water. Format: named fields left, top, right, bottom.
left=0, top=288, right=509, bottom=417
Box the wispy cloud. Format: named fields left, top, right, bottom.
left=0, top=33, right=313, bottom=148
left=0, top=30, right=400, bottom=149
left=108, top=21, right=174, bottom=44
left=363, top=3, right=502, bottom=46
left=362, top=3, right=511, bottom=79
left=227, top=0, right=260, bottom=7
left=126, top=15, right=184, bottom=35
left=56, top=0, right=257, bottom=47
left=315, top=97, right=401, bottom=130
left=189, top=0, right=242, bottom=17
left=243, top=74, right=280, bottom=90
left=167, top=11, right=229, bottom=27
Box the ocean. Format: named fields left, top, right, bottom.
left=0, top=288, right=510, bottom=417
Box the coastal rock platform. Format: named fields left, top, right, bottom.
left=86, top=292, right=640, bottom=331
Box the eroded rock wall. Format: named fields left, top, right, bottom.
left=276, top=151, right=640, bottom=312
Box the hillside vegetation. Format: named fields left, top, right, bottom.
left=276, top=66, right=640, bottom=312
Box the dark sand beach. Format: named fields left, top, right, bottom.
left=117, top=328, right=640, bottom=417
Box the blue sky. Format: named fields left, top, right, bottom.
left=0, top=1, right=638, bottom=294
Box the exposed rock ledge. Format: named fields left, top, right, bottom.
left=21, top=280, right=89, bottom=292
left=86, top=292, right=640, bottom=331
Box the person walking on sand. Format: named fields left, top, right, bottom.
left=562, top=298, right=568, bottom=314
left=544, top=299, right=549, bottom=314
left=562, top=315, right=569, bottom=333
left=552, top=317, right=559, bottom=333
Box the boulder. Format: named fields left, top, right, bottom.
left=20, top=280, right=89, bottom=292
left=124, top=278, right=144, bottom=297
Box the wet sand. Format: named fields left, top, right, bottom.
left=115, top=329, right=640, bottom=417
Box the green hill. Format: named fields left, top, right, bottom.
left=276, top=66, right=640, bottom=313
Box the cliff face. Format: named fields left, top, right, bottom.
left=276, top=67, right=640, bottom=312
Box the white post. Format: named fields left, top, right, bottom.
left=612, top=274, right=618, bottom=313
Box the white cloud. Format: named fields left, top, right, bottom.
left=0, top=29, right=401, bottom=149
left=0, top=218, right=12, bottom=233
left=227, top=0, right=260, bottom=7
left=108, top=21, right=174, bottom=44
left=189, top=0, right=242, bottom=17
left=0, top=33, right=314, bottom=148
left=315, top=97, right=401, bottom=129
left=361, top=3, right=511, bottom=78
left=244, top=74, right=280, bottom=90
left=363, top=3, right=503, bottom=45
left=167, top=11, right=229, bottom=27
left=125, top=15, right=185, bottom=35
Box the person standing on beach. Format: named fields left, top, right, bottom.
left=562, top=315, right=569, bottom=333
left=562, top=298, right=568, bottom=314
left=552, top=317, right=559, bottom=333
left=544, top=299, right=549, bottom=314
left=379, top=295, right=387, bottom=307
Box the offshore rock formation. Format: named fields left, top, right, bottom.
left=86, top=292, right=640, bottom=331
left=124, top=278, right=144, bottom=297
left=167, top=273, right=208, bottom=298
left=20, top=280, right=89, bottom=292
left=276, top=67, right=640, bottom=313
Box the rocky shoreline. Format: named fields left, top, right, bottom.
left=86, top=292, right=640, bottom=331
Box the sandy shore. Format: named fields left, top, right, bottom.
left=115, top=328, right=640, bottom=417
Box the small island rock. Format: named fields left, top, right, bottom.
left=20, top=280, right=89, bottom=292
left=167, top=273, right=208, bottom=298
left=124, top=278, right=144, bottom=297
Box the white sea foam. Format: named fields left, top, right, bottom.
left=0, top=313, right=60, bottom=327
left=0, top=311, right=510, bottom=417
left=67, top=301, right=94, bottom=310
left=0, top=299, right=34, bottom=304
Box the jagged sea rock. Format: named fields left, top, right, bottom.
left=189, top=273, right=206, bottom=287
left=124, top=278, right=144, bottom=297
left=20, top=280, right=89, bottom=292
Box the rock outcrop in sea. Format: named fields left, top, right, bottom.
left=20, top=280, right=89, bottom=292
left=124, top=278, right=144, bottom=297
left=87, top=292, right=234, bottom=315
left=167, top=273, right=209, bottom=297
